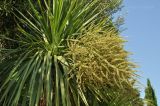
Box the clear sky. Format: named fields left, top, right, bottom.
left=117, top=0, right=160, bottom=105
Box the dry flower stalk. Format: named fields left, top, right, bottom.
left=65, top=26, right=137, bottom=89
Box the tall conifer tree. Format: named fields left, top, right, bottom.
left=145, top=79, right=157, bottom=106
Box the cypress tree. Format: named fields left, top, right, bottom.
left=145, top=79, right=158, bottom=106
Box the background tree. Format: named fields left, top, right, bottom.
left=0, top=0, right=30, bottom=61
left=145, top=79, right=158, bottom=106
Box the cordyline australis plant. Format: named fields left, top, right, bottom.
left=0, top=0, right=139, bottom=106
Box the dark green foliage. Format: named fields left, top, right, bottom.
left=0, top=0, right=29, bottom=30
left=145, top=79, right=157, bottom=106
left=0, top=0, right=30, bottom=49
left=0, top=0, right=32, bottom=63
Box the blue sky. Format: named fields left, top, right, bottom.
left=117, top=0, right=160, bottom=105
